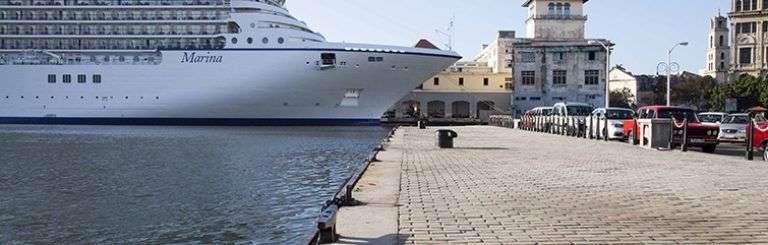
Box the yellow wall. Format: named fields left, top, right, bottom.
left=420, top=72, right=512, bottom=92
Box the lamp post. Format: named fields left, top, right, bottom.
left=589, top=40, right=611, bottom=108
left=664, top=42, right=688, bottom=106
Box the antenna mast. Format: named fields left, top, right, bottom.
left=435, top=14, right=455, bottom=51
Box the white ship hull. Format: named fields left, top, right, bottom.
left=0, top=44, right=459, bottom=125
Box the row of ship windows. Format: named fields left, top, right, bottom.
left=2, top=95, right=161, bottom=100
left=0, top=10, right=227, bottom=21
left=1, top=37, right=224, bottom=50
left=47, top=74, right=101, bottom=83
left=0, top=24, right=230, bottom=35
left=232, top=36, right=285, bottom=45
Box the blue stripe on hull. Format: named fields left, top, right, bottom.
left=0, top=117, right=381, bottom=126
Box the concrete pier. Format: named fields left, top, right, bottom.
left=334, top=126, right=768, bottom=244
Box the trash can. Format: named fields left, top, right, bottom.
left=436, top=129, right=458, bottom=148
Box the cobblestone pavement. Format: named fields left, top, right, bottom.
left=396, top=126, right=768, bottom=244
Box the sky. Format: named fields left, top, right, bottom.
left=287, top=0, right=731, bottom=75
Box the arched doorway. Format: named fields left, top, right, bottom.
left=452, top=101, right=470, bottom=118
left=400, top=100, right=420, bottom=118
left=427, top=101, right=446, bottom=118
left=477, top=101, right=495, bottom=115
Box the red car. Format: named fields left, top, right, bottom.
left=624, top=106, right=720, bottom=153
left=750, top=114, right=768, bottom=161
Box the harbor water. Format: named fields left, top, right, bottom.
left=0, top=125, right=390, bottom=244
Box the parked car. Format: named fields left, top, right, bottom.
left=588, top=107, right=635, bottom=140
left=750, top=114, right=768, bottom=161
left=552, top=102, right=594, bottom=136
left=624, top=106, right=720, bottom=153
left=719, top=113, right=750, bottom=143
left=698, top=112, right=728, bottom=126
left=521, top=107, right=552, bottom=130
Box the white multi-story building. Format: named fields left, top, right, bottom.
left=511, top=0, right=612, bottom=114
left=702, top=13, right=731, bottom=83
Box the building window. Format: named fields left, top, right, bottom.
left=63, top=74, right=71, bottom=83
left=520, top=52, right=535, bottom=63
left=278, top=37, right=285, bottom=44
left=554, top=52, right=565, bottom=61
left=737, top=0, right=743, bottom=11
left=433, top=77, right=439, bottom=85
left=548, top=3, right=555, bottom=15
left=585, top=70, right=600, bottom=85
left=522, top=71, right=535, bottom=85
left=739, top=47, right=753, bottom=64
left=483, top=78, right=489, bottom=86
left=719, top=35, right=724, bottom=46
left=93, top=74, right=101, bottom=83
left=458, top=77, right=464, bottom=86
left=588, top=51, right=596, bottom=61
left=77, top=74, right=86, bottom=83
left=553, top=70, right=567, bottom=84
left=736, top=22, right=757, bottom=34
left=262, top=37, right=269, bottom=44
left=231, top=37, right=237, bottom=44
left=47, top=74, right=56, bottom=83
left=247, top=37, right=253, bottom=44
left=563, top=3, right=571, bottom=15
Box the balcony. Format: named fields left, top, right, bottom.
left=530, top=14, right=587, bottom=21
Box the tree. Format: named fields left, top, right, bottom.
left=707, top=75, right=767, bottom=112
left=609, top=88, right=635, bottom=109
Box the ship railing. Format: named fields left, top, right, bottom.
left=1, top=0, right=230, bottom=7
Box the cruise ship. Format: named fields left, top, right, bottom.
left=0, top=0, right=460, bottom=125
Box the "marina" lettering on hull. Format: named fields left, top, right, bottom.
left=181, top=52, right=223, bottom=63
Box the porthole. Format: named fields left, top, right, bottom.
left=250, top=23, right=256, bottom=28
left=278, top=37, right=284, bottom=44
left=247, top=37, right=253, bottom=44
left=231, top=37, right=238, bottom=44
left=262, top=37, right=269, bottom=44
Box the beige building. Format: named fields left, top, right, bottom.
left=728, top=0, right=768, bottom=79
left=385, top=32, right=515, bottom=124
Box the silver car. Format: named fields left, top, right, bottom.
left=719, top=113, right=750, bottom=143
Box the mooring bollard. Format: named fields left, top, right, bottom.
left=681, top=116, right=689, bottom=152
left=317, top=203, right=339, bottom=243
left=747, top=112, right=755, bottom=161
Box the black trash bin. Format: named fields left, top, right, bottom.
left=436, top=129, right=458, bottom=148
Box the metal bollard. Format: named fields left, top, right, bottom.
left=596, top=116, right=601, bottom=140
left=317, top=203, right=339, bottom=243
left=604, top=116, right=609, bottom=142
left=632, top=118, right=639, bottom=145
left=747, top=112, right=755, bottom=161
left=681, top=116, right=689, bottom=152
left=588, top=116, right=594, bottom=139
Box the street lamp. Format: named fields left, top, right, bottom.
left=588, top=40, right=611, bottom=108
left=664, top=42, right=688, bottom=106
